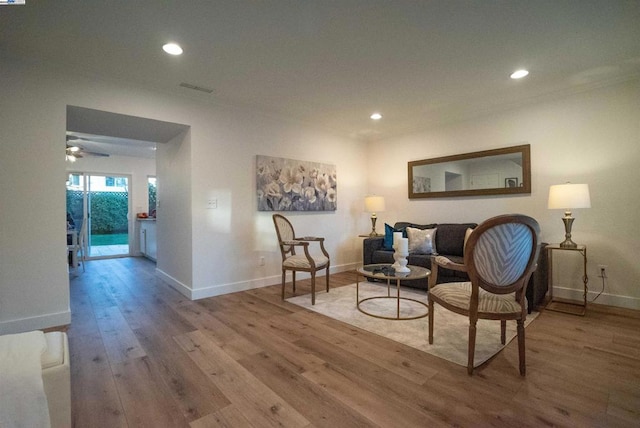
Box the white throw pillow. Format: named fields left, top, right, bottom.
left=406, top=227, right=437, bottom=254
left=463, top=227, right=474, bottom=255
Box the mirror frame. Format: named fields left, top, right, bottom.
left=408, top=144, right=531, bottom=199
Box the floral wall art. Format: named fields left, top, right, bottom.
left=256, top=155, right=337, bottom=211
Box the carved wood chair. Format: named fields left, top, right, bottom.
left=273, top=214, right=330, bottom=305
left=428, top=214, right=540, bottom=375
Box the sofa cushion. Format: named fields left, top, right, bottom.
left=435, top=223, right=477, bottom=257
left=371, top=250, right=395, bottom=264
left=394, top=222, right=437, bottom=231
left=406, top=227, right=437, bottom=254
left=407, top=253, right=431, bottom=268
left=383, top=223, right=407, bottom=250
left=42, top=331, right=65, bottom=369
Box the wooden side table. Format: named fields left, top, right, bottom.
left=545, top=244, right=588, bottom=316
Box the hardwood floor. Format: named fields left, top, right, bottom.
left=66, top=257, right=640, bottom=427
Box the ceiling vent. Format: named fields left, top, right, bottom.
left=179, top=82, right=214, bottom=94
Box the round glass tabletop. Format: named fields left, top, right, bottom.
left=357, top=263, right=429, bottom=281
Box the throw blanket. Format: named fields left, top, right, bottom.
left=0, top=331, right=51, bottom=428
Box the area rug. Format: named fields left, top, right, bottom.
left=286, top=282, right=538, bottom=368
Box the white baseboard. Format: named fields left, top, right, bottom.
left=156, top=262, right=359, bottom=301
left=159, top=265, right=639, bottom=310
left=551, top=286, right=640, bottom=311
left=155, top=268, right=193, bottom=299
left=0, top=310, right=71, bottom=335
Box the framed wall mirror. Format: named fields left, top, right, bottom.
left=408, top=144, right=531, bottom=199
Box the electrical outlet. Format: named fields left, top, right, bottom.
left=259, top=256, right=265, bottom=266
left=206, top=199, right=218, bottom=209
left=598, top=264, right=608, bottom=278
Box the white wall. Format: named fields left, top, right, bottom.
left=0, top=62, right=70, bottom=333
left=155, top=130, right=194, bottom=292
left=187, top=111, right=368, bottom=298
left=0, top=58, right=368, bottom=333
left=368, top=79, right=640, bottom=309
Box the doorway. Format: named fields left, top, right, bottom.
left=444, top=171, right=463, bottom=191
left=66, top=172, right=131, bottom=259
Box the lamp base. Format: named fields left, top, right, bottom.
left=559, top=213, right=578, bottom=248
left=559, top=239, right=578, bottom=249
left=369, top=215, right=380, bottom=237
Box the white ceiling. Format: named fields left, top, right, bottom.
left=2, top=1, right=639, bottom=145
left=64, top=106, right=190, bottom=158
left=66, top=132, right=157, bottom=159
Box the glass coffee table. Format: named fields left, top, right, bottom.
left=356, top=264, right=430, bottom=320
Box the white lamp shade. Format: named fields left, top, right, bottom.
left=548, top=183, right=591, bottom=209
left=364, top=196, right=386, bottom=213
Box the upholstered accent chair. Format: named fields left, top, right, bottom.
left=272, top=214, right=330, bottom=305
left=428, top=214, right=540, bottom=375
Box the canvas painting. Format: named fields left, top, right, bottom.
left=257, top=155, right=337, bottom=211
left=413, top=176, right=431, bottom=193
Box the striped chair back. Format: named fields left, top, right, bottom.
left=464, top=214, right=540, bottom=295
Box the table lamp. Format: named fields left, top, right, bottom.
left=548, top=183, right=591, bottom=248
left=364, top=195, right=386, bottom=237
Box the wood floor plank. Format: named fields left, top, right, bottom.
left=238, top=349, right=381, bottom=427
left=301, top=357, right=436, bottom=427
left=67, top=284, right=100, bottom=339
left=174, top=330, right=310, bottom=428
left=172, top=300, right=263, bottom=361
left=270, top=309, right=440, bottom=384
left=225, top=314, right=329, bottom=373
left=607, top=390, right=640, bottom=425
left=133, top=325, right=231, bottom=422
left=189, top=404, right=257, bottom=428
left=95, top=305, right=147, bottom=364
left=69, top=333, right=128, bottom=428
left=68, top=257, right=640, bottom=427
left=103, top=260, right=198, bottom=337
left=295, top=333, right=480, bottom=427
left=101, top=271, right=156, bottom=331
left=111, top=356, right=190, bottom=428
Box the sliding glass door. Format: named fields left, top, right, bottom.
left=66, top=173, right=131, bottom=259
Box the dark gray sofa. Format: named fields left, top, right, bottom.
left=363, top=222, right=477, bottom=289
left=362, top=221, right=548, bottom=312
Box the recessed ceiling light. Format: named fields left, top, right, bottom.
left=370, top=113, right=382, bottom=120
left=162, top=43, right=183, bottom=55
left=510, top=69, right=529, bottom=79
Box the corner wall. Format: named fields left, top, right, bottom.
left=368, top=79, right=640, bottom=309
left=0, top=58, right=368, bottom=333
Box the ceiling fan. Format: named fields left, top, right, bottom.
left=65, top=136, right=109, bottom=161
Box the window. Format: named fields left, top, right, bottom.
left=68, top=174, right=80, bottom=186
left=148, top=176, right=157, bottom=214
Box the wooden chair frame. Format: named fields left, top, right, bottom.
left=273, top=214, right=330, bottom=305
left=428, top=214, right=540, bottom=375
